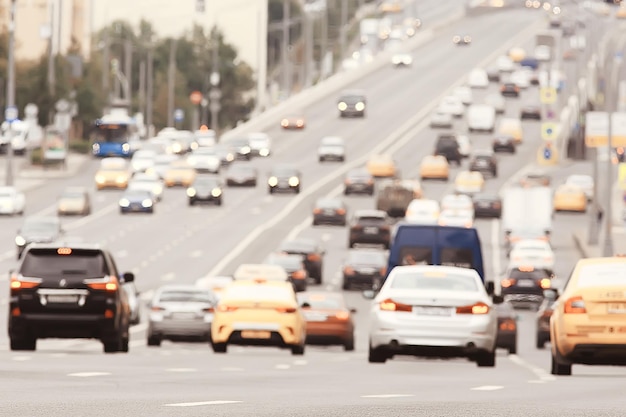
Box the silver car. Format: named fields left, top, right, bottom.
left=318, top=136, right=345, bottom=162
left=123, top=282, right=141, bottom=325
left=365, top=265, right=499, bottom=366
left=429, top=109, right=453, bottom=128
left=147, top=285, right=218, bottom=346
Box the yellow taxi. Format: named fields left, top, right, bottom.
left=163, top=160, right=196, bottom=187
left=508, top=47, right=526, bottom=63
left=366, top=154, right=397, bottom=178
left=553, top=184, right=587, bottom=212
left=497, top=118, right=523, bottom=144
left=233, top=264, right=289, bottom=282
left=550, top=257, right=626, bottom=375
left=210, top=280, right=307, bottom=355
left=454, top=170, right=484, bottom=195
left=419, top=155, right=449, bottom=181
left=94, top=157, right=130, bottom=190
left=379, top=1, right=403, bottom=13
left=616, top=5, right=626, bottom=19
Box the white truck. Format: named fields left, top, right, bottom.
left=501, top=186, right=553, bottom=254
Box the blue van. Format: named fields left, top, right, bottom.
left=386, top=224, right=486, bottom=283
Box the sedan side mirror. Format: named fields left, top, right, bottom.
left=362, top=290, right=376, bottom=300
left=349, top=307, right=357, bottom=313
left=492, top=294, right=504, bottom=304
left=121, top=272, right=135, bottom=283
left=485, top=281, right=495, bottom=295
left=543, top=288, right=559, bottom=301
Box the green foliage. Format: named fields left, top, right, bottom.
left=30, top=148, right=43, bottom=165
left=68, top=139, right=92, bottom=154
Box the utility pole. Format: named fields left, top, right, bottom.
left=167, top=39, right=177, bottom=127
left=5, top=0, right=16, bottom=187
left=340, top=0, right=348, bottom=62
left=47, top=0, right=56, bottom=99
left=209, top=33, right=221, bottom=139
left=124, top=38, right=132, bottom=105
left=146, top=47, right=154, bottom=135
left=320, top=5, right=328, bottom=80
left=102, top=30, right=110, bottom=95
left=138, top=59, right=146, bottom=120
left=304, top=12, right=313, bottom=88
left=282, top=0, right=291, bottom=97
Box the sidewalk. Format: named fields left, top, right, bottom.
left=0, top=152, right=90, bottom=192
left=572, top=226, right=626, bottom=258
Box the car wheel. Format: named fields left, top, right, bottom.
left=295, top=187, right=300, bottom=194
left=551, top=353, right=572, bottom=375
left=349, top=241, right=355, bottom=248
left=476, top=349, right=496, bottom=367
left=10, top=336, right=36, bottom=351
left=368, top=344, right=388, bottom=363
left=536, top=335, right=545, bottom=349
left=312, top=219, right=318, bottom=226
left=344, top=337, right=355, bottom=352
left=269, top=188, right=274, bottom=194
left=508, top=343, right=517, bottom=355
left=103, top=333, right=123, bottom=353
left=147, top=333, right=161, bottom=347
left=121, top=335, right=129, bottom=353
left=216, top=199, right=222, bottom=206
left=291, top=344, right=305, bottom=355
left=212, top=342, right=227, bottom=353
left=319, top=157, right=324, bottom=162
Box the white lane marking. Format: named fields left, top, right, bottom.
left=491, top=218, right=502, bottom=293
left=275, top=364, right=290, bottom=370
left=286, top=216, right=313, bottom=241
left=361, top=394, right=415, bottom=399
left=49, top=353, right=68, bottom=358
left=67, top=372, right=111, bottom=377
left=161, top=273, right=175, bottom=282
left=470, top=386, right=504, bottom=391
left=293, top=359, right=307, bottom=366
left=190, top=250, right=203, bottom=258
left=220, top=367, right=244, bottom=372
left=508, top=354, right=556, bottom=382
left=164, top=400, right=243, bottom=407
left=166, top=368, right=198, bottom=373
left=528, top=380, right=547, bottom=384
left=12, top=356, right=31, bottom=361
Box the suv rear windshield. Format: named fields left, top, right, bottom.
left=20, top=248, right=109, bottom=279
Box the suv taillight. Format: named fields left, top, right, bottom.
left=10, top=275, right=42, bottom=290
left=83, top=276, right=119, bottom=291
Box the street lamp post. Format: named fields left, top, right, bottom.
left=5, top=0, right=17, bottom=187
left=209, top=34, right=221, bottom=140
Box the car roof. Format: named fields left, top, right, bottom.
left=26, top=241, right=103, bottom=250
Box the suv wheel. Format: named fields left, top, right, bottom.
left=147, top=334, right=162, bottom=347
left=212, top=342, right=227, bottom=353
left=291, top=344, right=305, bottom=355
left=10, top=336, right=36, bottom=351
left=103, top=333, right=123, bottom=353
left=476, top=349, right=496, bottom=367
left=368, top=343, right=388, bottom=363
left=344, top=337, right=355, bottom=351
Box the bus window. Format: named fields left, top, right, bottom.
left=440, top=248, right=473, bottom=269
left=399, top=247, right=432, bottom=265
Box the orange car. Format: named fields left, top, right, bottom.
left=366, top=154, right=397, bottom=178
left=420, top=155, right=449, bottom=181
left=553, top=184, right=586, bottom=212
left=550, top=257, right=626, bottom=375
left=281, top=115, right=306, bottom=130
left=297, top=291, right=355, bottom=351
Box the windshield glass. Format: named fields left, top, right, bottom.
left=390, top=271, right=478, bottom=291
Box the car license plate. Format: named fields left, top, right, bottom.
left=359, top=268, right=376, bottom=275
left=517, top=280, right=534, bottom=287
left=324, top=210, right=335, bottom=215
left=608, top=303, right=626, bottom=314
left=413, top=306, right=452, bottom=316
left=304, top=312, right=327, bottom=322
left=47, top=295, right=78, bottom=303
left=173, top=312, right=196, bottom=320
left=364, top=227, right=378, bottom=234
left=476, top=160, right=487, bottom=166
left=241, top=330, right=271, bottom=339
left=478, top=202, right=491, bottom=208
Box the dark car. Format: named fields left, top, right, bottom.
left=520, top=105, right=541, bottom=120
left=212, top=144, right=235, bottom=166
left=434, top=134, right=462, bottom=165
left=225, top=164, right=257, bottom=187
left=342, top=249, right=387, bottom=290
left=15, top=216, right=64, bottom=259
left=264, top=253, right=308, bottom=292
left=268, top=165, right=301, bottom=194
left=119, top=190, right=154, bottom=214
left=495, top=301, right=517, bottom=354
left=492, top=135, right=516, bottom=153
left=337, top=90, right=367, bottom=118
left=473, top=193, right=502, bottom=218
left=313, top=197, right=347, bottom=226
left=344, top=168, right=374, bottom=195
left=536, top=295, right=557, bottom=349
left=223, top=137, right=252, bottom=160
left=501, top=266, right=553, bottom=309
left=469, top=151, right=497, bottom=177
left=8, top=242, right=134, bottom=353
left=500, top=82, right=520, bottom=97
left=348, top=209, right=391, bottom=249
left=187, top=175, right=223, bottom=206
left=278, top=238, right=325, bottom=284
left=519, top=57, right=539, bottom=70
left=376, top=179, right=414, bottom=217
left=452, top=34, right=471, bottom=45
left=297, top=291, right=355, bottom=350
left=486, top=66, right=500, bottom=82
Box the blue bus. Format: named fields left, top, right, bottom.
left=91, top=108, right=139, bottom=158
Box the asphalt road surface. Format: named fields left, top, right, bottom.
left=1, top=5, right=625, bottom=417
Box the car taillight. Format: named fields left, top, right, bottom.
left=151, top=306, right=165, bottom=312
left=203, top=307, right=215, bottom=313
left=499, top=319, right=516, bottom=331
left=379, top=267, right=387, bottom=276
left=352, top=225, right=363, bottom=230
left=276, top=306, right=297, bottom=313
left=337, top=208, right=346, bottom=215
left=293, top=270, right=306, bottom=279
left=539, top=278, right=551, bottom=289
left=456, top=302, right=490, bottom=315
left=501, top=278, right=516, bottom=288
left=380, top=225, right=390, bottom=231
left=217, top=305, right=238, bottom=312
left=307, top=253, right=321, bottom=262
left=335, top=311, right=350, bottom=320
left=379, top=298, right=412, bottom=312
left=10, top=275, right=42, bottom=290
left=313, top=208, right=322, bottom=214
left=564, top=296, right=586, bottom=314
left=83, top=276, right=119, bottom=291
left=343, top=266, right=355, bottom=275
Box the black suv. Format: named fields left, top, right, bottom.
left=348, top=210, right=391, bottom=249
left=469, top=151, right=497, bottom=177
left=500, top=266, right=553, bottom=308
left=8, top=243, right=134, bottom=353
left=434, top=134, right=462, bottom=165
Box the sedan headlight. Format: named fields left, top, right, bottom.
left=392, top=56, right=401, bottom=65
left=172, top=143, right=182, bottom=153
left=338, top=102, right=348, bottom=111
left=288, top=176, right=300, bottom=187
left=259, top=148, right=270, bottom=157
left=153, top=186, right=163, bottom=195
left=355, top=102, right=365, bottom=111
left=186, top=187, right=197, bottom=197
left=122, top=143, right=130, bottom=152
left=95, top=175, right=106, bottom=184
left=141, top=199, right=153, bottom=208
left=268, top=176, right=278, bottom=187
left=119, top=198, right=130, bottom=207
left=15, top=235, right=26, bottom=246
left=403, top=56, right=413, bottom=65
left=241, top=146, right=251, bottom=154
left=226, top=153, right=234, bottom=162
left=211, top=188, right=222, bottom=197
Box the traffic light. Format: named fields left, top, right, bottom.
left=195, top=0, right=205, bottom=13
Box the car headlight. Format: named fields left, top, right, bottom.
left=186, top=188, right=197, bottom=197
left=241, top=146, right=250, bottom=154
left=191, top=142, right=198, bottom=150
left=259, top=148, right=269, bottom=157
left=211, top=188, right=222, bottom=197
left=95, top=175, right=105, bottom=184
left=403, top=56, right=413, bottom=65
left=153, top=186, right=163, bottom=195
left=464, top=36, right=472, bottom=43
left=15, top=236, right=25, bottom=246
left=119, top=198, right=130, bottom=207
left=226, top=153, right=234, bottom=161
left=141, top=199, right=153, bottom=208
left=268, top=176, right=278, bottom=187
left=122, top=143, right=130, bottom=152
left=392, top=56, right=401, bottom=64
left=92, top=143, right=100, bottom=153
left=453, top=35, right=460, bottom=43
left=288, top=176, right=300, bottom=187
left=172, top=143, right=182, bottom=153
left=355, top=102, right=365, bottom=111
left=338, top=102, right=348, bottom=111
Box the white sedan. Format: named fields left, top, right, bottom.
left=441, top=193, right=474, bottom=216
left=0, top=186, right=25, bottom=215
left=438, top=96, right=465, bottom=118
left=186, top=148, right=221, bottom=174
left=508, top=239, right=555, bottom=272
left=430, top=109, right=453, bottom=128
left=366, top=265, right=498, bottom=366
